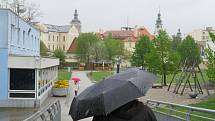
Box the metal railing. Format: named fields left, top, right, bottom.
left=147, top=100, right=215, bottom=121
left=24, top=100, right=61, bottom=121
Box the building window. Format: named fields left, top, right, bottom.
left=35, top=37, right=37, bottom=49
left=10, top=69, right=35, bottom=90
left=31, top=35, right=33, bottom=48
left=48, top=45, right=50, bottom=49
left=57, top=36, right=59, bottom=42
left=63, top=36, right=65, bottom=42
left=53, top=36, right=54, bottom=41
left=17, top=28, right=20, bottom=44
left=11, top=24, right=15, bottom=43
left=49, top=35, right=50, bottom=41
left=23, top=31, right=25, bottom=45
left=63, top=45, right=65, bottom=50
left=53, top=45, right=54, bottom=50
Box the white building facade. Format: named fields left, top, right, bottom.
left=189, top=27, right=215, bottom=60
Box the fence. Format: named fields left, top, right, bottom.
left=23, top=100, right=61, bottom=121
left=147, top=100, right=215, bottom=121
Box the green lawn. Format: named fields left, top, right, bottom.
left=155, top=96, right=215, bottom=121
left=155, top=71, right=209, bottom=85
left=58, top=70, right=72, bottom=80
left=90, top=71, right=113, bottom=82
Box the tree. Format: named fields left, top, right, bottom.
left=103, top=35, right=124, bottom=61
left=40, top=41, right=49, bottom=56
left=6, top=0, right=42, bottom=22
left=131, top=36, right=152, bottom=68
left=53, top=49, right=66, bottom=65
left=145, top=45, right=161, bottom=73
left=206, top=32, right=215, bottom=83
left=172, top=35, right=182, bottom=51
left=75, top=33, right=100, bottom=64
left=21, top=2, right=42, bottom=22
left=178, top=35, right=201, bottom=66
left=154, top=31, right=179, bottom=86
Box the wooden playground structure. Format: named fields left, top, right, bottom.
left=167, top=59, right=210, bottom=96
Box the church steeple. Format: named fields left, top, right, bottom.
left=70, top=9, right=81, bottom=32
left=154, top=11, right=163, bottom=35
left=176, top=28, right=182, bottom=38
left=74, top=9, right=78, bottom=20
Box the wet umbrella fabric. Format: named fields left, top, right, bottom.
left=92, top=100, right=157, bottom=121
left=69, top=68, right=158, bottom=120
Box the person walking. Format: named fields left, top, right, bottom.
left=74, top=80, right=79, bottom=96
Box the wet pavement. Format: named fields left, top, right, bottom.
left=0, top=71, right=93, bottom=121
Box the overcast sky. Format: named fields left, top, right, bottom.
left=28, top=0, right=215, bottom=35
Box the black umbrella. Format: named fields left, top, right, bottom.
left=69, top=68, right=158, bottom=120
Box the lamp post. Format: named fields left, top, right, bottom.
left=116, top=56, right=121, bottom=73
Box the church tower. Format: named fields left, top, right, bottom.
left=154, top=11, right=163, bottom=35
left=176, top=28, right=182, bottom=39
left=70, top=9, right=81, bottom=33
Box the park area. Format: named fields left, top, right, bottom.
left=88, top=70, right=215, bottom=120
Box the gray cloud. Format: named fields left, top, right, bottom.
left=29, top=0, right=215, bottom=35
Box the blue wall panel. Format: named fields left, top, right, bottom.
left=0, top=49, right=8, bottom=100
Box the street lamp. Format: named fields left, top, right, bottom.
left=116, top=56, right=121, bottom=73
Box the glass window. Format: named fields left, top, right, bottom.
left=63, top=36, right=65, bottom=42
left=23, top=31, right=25, bottom=45
left=63, top=45, right=65, bottom=50
left=17, top=28, right=20, bottom=44
left=10, top=69, right=35, bottom=90
left=11, top=25, right=15, bottom=43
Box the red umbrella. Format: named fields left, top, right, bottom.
left=71, top=77, right=81, bottom=82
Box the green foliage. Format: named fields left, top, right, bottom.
left=131, top=36, right=152, bottom=67
left=172, top=35, right=182, bottom=50
left=75, top=33, right=100, bottom=63
left=206, top=33, right=215, bottom=81
left=103, top=36, right=124, bottom=61
left=209, top=32, right=215, bottom=43
left=40, top=41, right=49, bottom=56
left=58, top=70, right=71, bottom=80
left=178, top=35, right=201, bottom=66
left=53, top=49, right=66, bottom=65
left=145, top=45, right=161, bottom=73
left=154, top=31, right=178, bottom=85
left=90, top=71, right=113, bottom=82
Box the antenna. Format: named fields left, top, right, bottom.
left=127, top=16, right=129, bottom=28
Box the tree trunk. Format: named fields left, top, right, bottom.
left=163, top=72, right=167, bottom=86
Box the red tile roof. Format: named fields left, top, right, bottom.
left=67, top=37, right=77, bottom=53
left=102, top=27, right=154, bottom=42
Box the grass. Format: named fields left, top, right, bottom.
left=90, top=71, right=113, bottom=82
left=58, top=69, right=72, bottom=80
left=155, top=70, right=209, bottom=85
left=155, top=96, right=215, bottom=121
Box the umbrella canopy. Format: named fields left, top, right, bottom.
left=92, top=100, right=157, bottom=121
left=69, top=68, right=158, bottom=120
left=71, top=77, right=81, bottom=82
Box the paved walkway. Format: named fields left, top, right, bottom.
left=60, top=71, right=93, bottom=121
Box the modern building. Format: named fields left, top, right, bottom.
left=189, top=27, right=215, bottom=59
left=0, top=8, right=59, bottom=108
